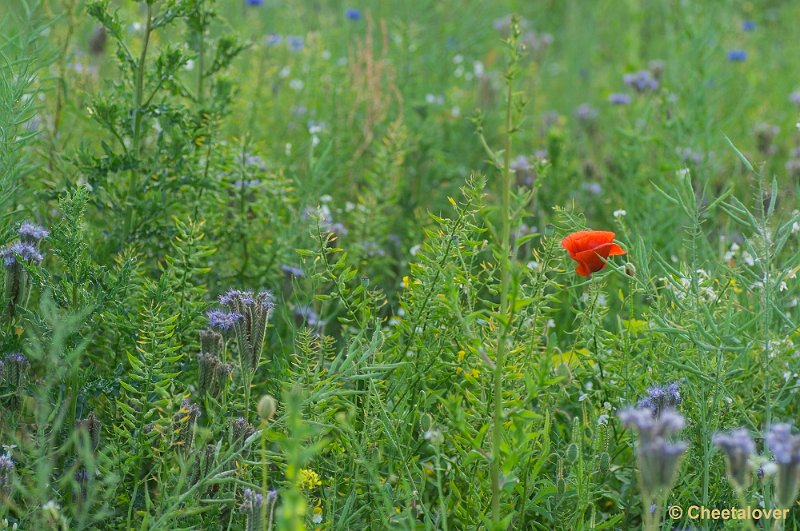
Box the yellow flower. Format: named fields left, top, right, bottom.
left=298, top=468, right=322, bottom=490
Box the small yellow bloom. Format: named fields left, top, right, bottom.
left=298, top=468, right=322, bottom=490
left=457, top=350, right=465, bottom=362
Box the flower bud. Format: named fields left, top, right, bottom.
left=257, top=395, right=277, bottom=422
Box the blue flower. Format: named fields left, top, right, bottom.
left=608, top=93, right=631, bottom=105
left=287, top=36, right=304, bottom=53
left=2, top=241, right=43, bottom=266
left=207, top=309, right=242, bottom=332
left=265, top=33, right=281, bottom=47
left=742, top=20, right=755, bottom=31
left=623, top=70, right=659, bottom=93
left=345, top=8, right=361, bottom=21
left=245, top=0, right=264, bottom=6
left=727, top=49, right=747, bottom=62
left=18, top=222, right=49, bottom=243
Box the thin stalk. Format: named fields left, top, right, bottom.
left=125, top=3, right=153, bottom=237
left=490, top=55, right=515, bottom=524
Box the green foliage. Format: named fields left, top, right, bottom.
left=1, top=0, right=799, bottom=530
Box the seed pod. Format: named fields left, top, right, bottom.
left=566, top=443, right=579, bottom=464
left=598, top=452, right=610, bottom=474
left=257, top=395, right=277, bottom=422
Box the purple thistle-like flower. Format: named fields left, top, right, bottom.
left=608, top=93, right=631, bottom=105
left=713, top=428, right=755, bottom=490
left=287, top=36, right=304, bottom=52
left=0, top=452, right=13, bottom=491
left=240, top=487, right=265, bottom=530
left=207, top=310, right=242, bottom=332
left=18, top=222, right=49, bottom=243
left=2, top=241, right=43, bottom=267
left=245, top=0, right=263, bottom=6
left=742, top=20, right=755, bottom=31
left=574, top=103, right=598, bottom=122
left=765, top=423, right=800, bottom=508
left=623, top=70, right=659, bottom=93
left=281, top=264, right=305, bottom=278
left=265, top=33, right=281, bottom=47
left=619, top=407, right=687, bottom=499
left=637, top=382, right=681, bottom=417
left=345, top=8, right=361, bottom=21
left=766, top=424, right=800, bottom=465
left=727, top=49, right=747, bottom=62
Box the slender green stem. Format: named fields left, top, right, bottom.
left=490, top=51, right=515, bottom=525
left=125, top=3, right=153, bottom=238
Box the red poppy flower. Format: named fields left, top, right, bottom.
left=561, top=230, right=626, bottom=277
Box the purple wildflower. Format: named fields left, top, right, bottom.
left=2, top=242, right=43, bottom=266
left=18, top=222, right=49, bottom=243
left=265, top=33, right=281, bottom=47
left=623, top=70, right=659, bottom=92
left=636, top=382, right=681, bottom=417
left=713, top=428, right=755, bottom=490
left=218, top=289, right=275, bottom=371
left=608, top=93, right=631, bottom=105
left=287, top=36, right=304, bottom=52
left=574, top=103, right=598, bottom=123
left=207, top=309, right=242, bottom=332
left=790, top=90, right=800, bottom=106
left=0, top=453, right=14, bottom=491
left=742, top=20, right=755, bottom=31
left=727, top=50, right=747, bottom=62
left=245, top=0, right=263, bottom=5
left=620, top=408, right=687, bottom=499
left=345, top=8, right=361, bottom=21
left=765, top=423, right=800, bottom=507
left=281, top=264, right=305, bottom=278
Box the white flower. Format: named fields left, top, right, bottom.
left=279, top=66, right=291, bottom=78
left=285, top=143, right=292, bottom=156
left=453, top=54, right=464, bottom=64
left=597, top=414, right=609, bottom=425
left=473, top=61, right=485, bottom=78
left=677, top=168, right=690, bottom=178
left=289, top=79, right=304, bottom=91
left=312, top=513, right=323, bottom=524
left=613, top=209, right=627, bottom=218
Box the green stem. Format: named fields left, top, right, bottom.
left=126, top=3, right=153, bottom=238
left=490, top=56, right=515, bottom=525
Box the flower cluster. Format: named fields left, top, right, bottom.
left=218, top=289, right=275, bottom=372
left=196, top=326, right=235, bottom=398
left=0, top=452, right=14, bottom=494
left=2, top=221, right=48, bottom=318
left=713, top=429, right=755, bottom=492
left=765, top=424, right=800, bottom=508
left=619, top=408, right=688, bottom=500
left=636, top=383, right=681, bottom=417
left=239, top=488, right=264, bottom=531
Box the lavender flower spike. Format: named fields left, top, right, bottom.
left=766, top=423, right=800, bottom=508
left=620, top=407, right=688, bottom=500
left=207, top=309, right=242, bottom=332
left=637, top=382, right=681, bottom=417
left=713, top=429, right=755, bottom=491
left=18, top=222, right=49, bottom=244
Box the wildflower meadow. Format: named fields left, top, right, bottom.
left=2, top=0, right=800, bottom=529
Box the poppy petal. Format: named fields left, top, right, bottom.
left=574, top=243, right=621, bottom=274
